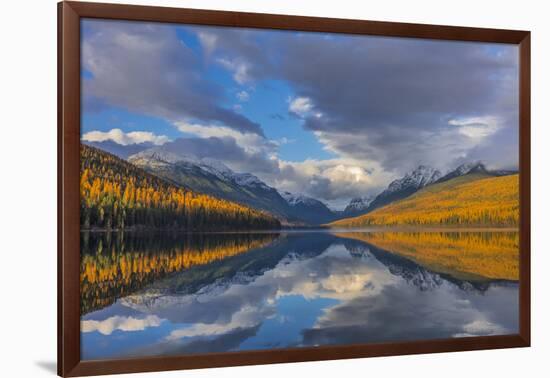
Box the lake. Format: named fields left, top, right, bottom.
left=80, top=229, right=519, bottom=360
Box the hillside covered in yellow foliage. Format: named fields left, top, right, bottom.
left=335, top=231, right=518, bottom=281
left=80, top=145, right=280, bottom=231
left=329, top=173, right=519, bottom=228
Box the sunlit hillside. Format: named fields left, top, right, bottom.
left=80, top=145, right=280, bottom=231
left=335, top=231, right=519, bottom=281
left=329, top=174, right=519, bottom=228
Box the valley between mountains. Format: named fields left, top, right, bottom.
left=81, top=142, right=519, bottom=230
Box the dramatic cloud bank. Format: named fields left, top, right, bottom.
left=197, top=28, right=519, bottom=173
left=82, top=20, right=263, bottom=136
left=81, top=20, right=519, bottom=206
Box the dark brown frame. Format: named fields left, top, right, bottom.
left=58, top=1, right=531, bottom=376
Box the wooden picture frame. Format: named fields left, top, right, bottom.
left=58, top=1, right=530, bottom=376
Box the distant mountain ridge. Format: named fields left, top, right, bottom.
left=343, top=196, right=375, bottom=217
left=85, top=139, right=517, bottom=226
left=280, top=191, right=335, bottom=224
left=436, top=162, right=487, bottom=183
left=345, top=162, right=518, bottom=219
left=329, top=173, right=519, bottom=228
left=365, top=165, right=442, bottom=213
left=79, top=144, right=280, bottom=232
left=129, top=148, right=336, bottom=225
left=82, top=140, right=153, bottom=159
left=436, top=161, right=517, bottom=184
left=130, top=149, right=270, bottom=190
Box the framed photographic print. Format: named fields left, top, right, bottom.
left=58, top=1, right=530, bottom=376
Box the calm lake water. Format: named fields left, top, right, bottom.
left=80, top=230, right=519, bottom=360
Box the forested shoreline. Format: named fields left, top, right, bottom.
left=80, top=145, right=281, bottom=231
left=329, top=174, right=519, bottom=228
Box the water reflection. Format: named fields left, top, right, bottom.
left=81, top=230, right=518, bottom=360
left=80, top=231, right=280, bottom=314
left=336, top=231, right=518, bottom=281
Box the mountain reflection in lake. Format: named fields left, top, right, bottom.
left=80, top=230, right=518, bottom=360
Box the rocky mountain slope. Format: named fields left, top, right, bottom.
left=129, top=148, right=336, bottom=225
left=329, top=173, right=519, bottom=228
left=366, top=165, right=442, bottom=212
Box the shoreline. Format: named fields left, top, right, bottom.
left=326, top=226, right=519, bottom=233
left=81, top=226, right=519, bottom=234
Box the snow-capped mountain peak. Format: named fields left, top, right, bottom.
left=192, top=158, right=233, bottom=181
left=280, top=191, right=320, bottom=206
left=129, top=149, right=190, bottom=167
left=386, top=165, right=442, bottom=194
left=232, top=172, right=270, bottom=189
left=364, top=165, right=442, bottom=212
left=436, top=161, right=488, bottom=183
left=452, top=161, right=487, bottom=176
left=129, top=148, right=272, bottom=189
left=278, top=191, right=335, bottom=222
left=344, top=195, right=375, bottom=213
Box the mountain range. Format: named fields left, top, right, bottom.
left=128, top=148, right=336, bottom=225
left=83, top=140, right=154, bottom=159
left=343, top=196, right=375, bottom=215
left=85, top=140, right=518, bottom=227
left=329, top=172, right=519, bottom=228
left=79, top=145, right=280, bottom=231
left=365, top=165, right=442, bottom=213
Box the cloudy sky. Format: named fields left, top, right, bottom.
left=81, top=19, right=519, bottom=209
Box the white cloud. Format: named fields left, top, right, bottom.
left=448, top=116, right=500, bottom=140
left=217, top=58, right=251, bottom=85
left=453, top=319, right=506, bottom=337
left=236, top=90, right=250, bottom=102
left=175, top=121, right=274, bottom=156
left=288, top=96, right=314, bottom=117
left=165, top=305, right=268, bottom=342
left=273, top=137, right=295, bottom=146
left=197, top=31, right=218, bottom=56
left=82, top=128, right=171, bottom=145
left=81, top=315, right=163, bottom=335
left=324, top=164, right=371, bottom=184
left=272, top=157, right=391, bottom=208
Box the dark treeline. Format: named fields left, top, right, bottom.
left=80, top=231, right=279, bottom=315
left=80, top=145, right=280, bottom=231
